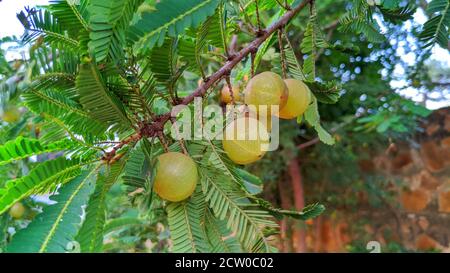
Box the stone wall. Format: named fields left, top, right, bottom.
left=305, top=107, right=450, bottom=252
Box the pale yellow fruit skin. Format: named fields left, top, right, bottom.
left=244, top=72, right=288, bottom=110
left=2, top=107, right=20, bottom=123
left=277, top=79, right=311, bottom=120
left=153, top=152, right=198, bottom=202
left=222, top=117, right=270, bottom=165
left=221, top=84, right=242, bottom=104
left=9, top=202, right=26, bottom=219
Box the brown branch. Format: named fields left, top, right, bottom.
left=177, top=0, right=311, bottom=107
left=225, top=75, right=235, bottom=104
left=255, top=0, right=262, bottom=33
left=297, top=137, right=321, bottom=150
left=288, top=158, right=306, bottom=252
left=431, top=81, right=450, bottom=86
left=323, top=19, right=339, bottom=31
left=102, top=133, right=142, bottom=163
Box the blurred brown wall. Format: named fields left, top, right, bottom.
left=303, top=107, right=450, bottom=252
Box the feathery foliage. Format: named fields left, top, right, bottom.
left=76, top=61, right=132, bottom=132
left=419, top=0, right=450, bottom=49
left=304, top=96, right=335, bottom=145
left=128, top=0, right=221, bottom=51
left=48, top=0, right=90, bottom=35
left=193, top=5, right=228, bottom=77
left=167, top=185, right=210, bottom=253
left=379, top=5, right=416, bottom=23
left=256, top=199, right=325, bottom=221
left=339, top=0, right=385, bottom=43
left=306, top=81, right=341, bottom=104
left=300, top=3, right=325, bottom=81
left=23, top=86, right=109, bottom=139
left=200, top=169, right=277, bottom=253
left=284, top=33, right=306, bottom=81
left=122, top=142, right=148, bottom=188
left=89, top=0, right=144, bottom=63
left=149, top=38, right=177, bottom=85
left=17, top=9, right=79, bottom=50
left=281, top=10, right=336, bottom=145
left=0, top=136, right=73, bottom=166
left=0, top=157, right=84, bottom=214
left=76, top=159, right=128, bottom=252
left=6, top=170, right=96, bottom=253
left=205, top=209, right=242, bottom=253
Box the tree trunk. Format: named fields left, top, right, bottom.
left=277, top=178, right=293, bottom=252
left=314, top=216, right=323, bottom=252
left=288, top=158, right=307, bottom=252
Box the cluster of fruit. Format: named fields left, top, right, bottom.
left=153, top=72, right=311, bottom=203
left=221, top=71, right=311, bottom=164
left=7, top=72, right=312, bottom=214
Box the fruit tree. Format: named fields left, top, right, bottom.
left=0, top=0, right=448, bottom=253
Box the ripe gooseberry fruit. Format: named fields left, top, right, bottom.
left=276, top=79, right=311, bottom=120
left=9, top=202, right=26, bottom=219
left=221, top=84, right=242, bottom=104
left=244, top=71, right=288, bottom=111
left=222, top=117, right=270, bottom=165
left=2, top=106, right=20, bottom=123
left=153, top=152, right=198, bottom=202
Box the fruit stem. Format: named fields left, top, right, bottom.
left=225, top=75, right=235, bottom=104
left=250, top=49, right=256, bottom=77
left=278, top=28, right=288, bottom=79
left=255, top=0, right=262, bottom=33
left=157, top=131, right=170, bottom=153
left=170, top=117, right=189, bottom=155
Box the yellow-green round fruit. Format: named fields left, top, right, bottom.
left=276, top=79, right=311, bottom=119
left=9, top=202, right=26, bottom=219
left=221, top=84, right=242, bottom=104
left=244, top=72, right=288, bottom=111
left=153, top=152, right=198, bottom=202
left=222, top=117, right=270, bottom=165
left=2, top=107, right=20, bottom=123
